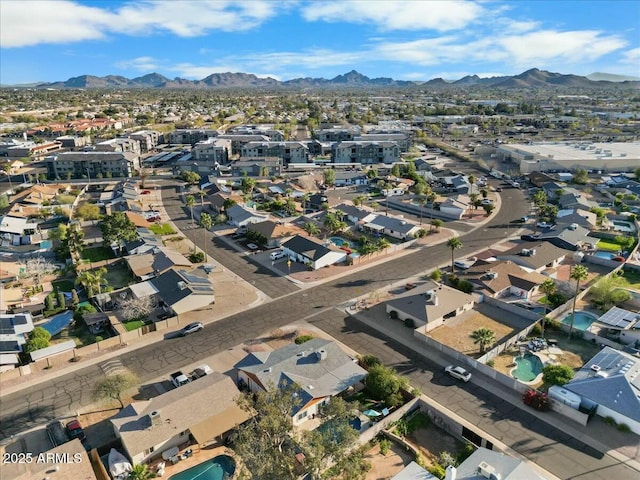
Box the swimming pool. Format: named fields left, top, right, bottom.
left=41, top=310, right=74, bottom=336
left=592, top=251, right=616, bottom=260
left=168, top=455, right=235, bottom=480
left=562, top=311, right=598, bottom=331
left=511, top=353, right=544, bottom=382
left=329, top=237, right=350, bottom=247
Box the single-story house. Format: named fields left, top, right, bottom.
left=462, top=260, right=549, bottom=300
left=495, top=242, right=569, bottom=273
left=246, top=220, right=304, bottom=248
left=124, top=247, right=193, bottom=281
left=333, top=203, right=376, bottom=225
left=0, top=215, right=39, bottom=245
left=235, top=338, right=368, bottom=425
left=334, top=171, right=369, bottom=187
left=123, top=231, right=163, bottom=256
left=360, top=214, right=420, bottom=240
left=438, top=197, right=468, bottom=220
left=563, top=347, right=640, bottom=435
left=149, top=269, right=215, bottom=315
left=555, top=209, right=598, bottom=229
left=537, top=223, right=594, bottom=251
left=445, top=446, right=551, bottom=480
left=111, top=372, right=251, bottom=464
left=0, top=313, right=35, bottom=369
left=281, top=235, right=347, bottom=270
left=385, top=281, right=475, bottom=332
left=558, top=192, right=596, bottom=211
left=225, top=204, right=269, bottom=227
left=594, top=307, right=640, bottom=346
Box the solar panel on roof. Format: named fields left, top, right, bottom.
left=598, top=307, right=636, bottom=329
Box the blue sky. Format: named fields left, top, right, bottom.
left=1, top=0, right=639, bottom=84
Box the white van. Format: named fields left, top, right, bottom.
left=270, top=250, right=286, bottom=260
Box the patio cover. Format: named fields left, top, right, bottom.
left=189, top=405, right=252, bottom=444
left=129, top=281, right=159, bottom=299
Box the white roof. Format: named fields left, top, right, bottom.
left=0, top=215, right=38, bottom=234
left=129, top=281, right=160, bottom=299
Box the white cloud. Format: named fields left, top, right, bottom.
left=1, top=0, right=278, bottom=48
left=502, top=19, right=540, bottom=34
left=621, top=47, right=640, bottom=64
left=115, top=57, right=160, bottom=72
left=301, top=0, right=483, bottom=32
left=497, top=30, right=627, bottom=67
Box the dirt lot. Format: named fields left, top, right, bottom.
left=428, top=310, right=515, bottom=357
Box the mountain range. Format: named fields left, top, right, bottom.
left=21, top=69, right=640, bottom=90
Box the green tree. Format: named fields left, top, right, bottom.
left=446, top=237, right=463, bottom=272
left=2, top=164, right=13, bottom=191
left=572, top=168, right=588, bottom=185
left=128, top=464, right=157, bottom=480
left=71, top=289, right=80, bottom=306
left=0, top=194, right=9, bottom=209
left=589, top=274, right=631, bottom=311
left=241, top=177, right=256, bottom=195
left=482, top=203, right=495, bottom=216
left=366, top=365, right=407, bottom=407
left=323, top=168, right=336, bottom=187
left=323, top=212, right=347, bottom=235
left=185, top=195, right=196, bottom=228
left=101, top=212, right=137, bottom=253
left=430, top=218, right=443, bottom=233
left=24, top=327, right=51, bottom=353
left=181, top=170, right=200, bottom=184
left=352, top=195, right=367, bottom=207
left=45, top=293, right=55, bottom=311
left=568, top=265, right=589, bottom=339
left=470, top=328, right=495, bottom=354
left=75, top=203, right=101, bottom=221
left=542, top=364, right=574, bottom=386
left=199, top=212, right=213, bottom=261
left=93, top=371, right=139, bottom=409
left=302, top=221, right=320, bottom=237
left=223, top=198, right=237, bottom=212
left=430, top=269, right=441, bottom=281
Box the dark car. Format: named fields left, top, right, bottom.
left=65, top=420, right=86, bottom=442
left=180, top=322, right=204, bottom=336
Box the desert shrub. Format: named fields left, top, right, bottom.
left=358, top=354, right=381, bottom=369
left=294, top=334, right=314, bottom=344
left=379, top=438, right=391, bottom=456
left=456, top=279, right=473, bottom=293
left=545, top=318, right=562, bottom=331
left=189, top=251, right=205, bottom=263
left=547, top=292, right=567, bottom=308
left=438, top=451, right=457, bottom=468
left=616, top=423, right=631, bottom=433
left=486, top=359, right=495, bottom=367
left=542, top=364, right=574, bottom=386
left=427, top=464, right=446, bottom=479
left=430, top=269, right=441, bottom=281
left=455, top=443, right=476, bottom=464
left=530, top=323, right=542, bottom=336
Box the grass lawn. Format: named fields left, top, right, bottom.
left=52, top=279, right=74, bottom=292
left=344, top=390, right=378, bottom=410
left=596, top=239, right=623, bottom=252
left=103, top=262, right=135, bottom=290
left=622, top=269, right=640, bottom=288
left=123, top=319, right=146, bottom=331
left=149, top=223, right=176, bottom=235
left=82, top=246, right=115, bottom=262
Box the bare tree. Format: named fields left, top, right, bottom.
left=19, top=257, right=58, bottom=285
left=119, top=295, right=154, bottom=321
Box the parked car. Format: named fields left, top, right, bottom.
left=536, top=221, right=555, bottom=229
left=180, top=322, right=203, bottom=336
left=170, top=371, right=191, bottom=388
left=495, top=187, right=503, bottom=192
left=270, top=250, right=286, bottom=260
left=481, top=199, right=493, bottom=205
left=65, top=420, right=86, bottom=442
left=46, top=421, right=69, bottom=447
left=191, top=364, right=213, bottom=379
left=444, top=365, right=472, bottom=382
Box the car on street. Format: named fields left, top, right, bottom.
left=170, top=371, right=191, bottom=388
left=495, top=187, right=503, bottom=192
left=180, top=322, right=203, bottom=336
left=481, top=199, right=493, bottom=205
left=247, top=243, right=259, bottom=250
left=445, top=365, right=472, bottom=382
left=65, top=420, right=86, bottom=442
left=536, top=221, right=555, bottom=229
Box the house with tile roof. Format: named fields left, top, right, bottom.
left=235, top=338, right=367, bottom=425
left=563, top=346, right=640, bottom=434
left=111, top=372, right=251, bottom=464
left=385, top=281, right=475, bottom=332
left=462, top=260, right=549, bottom=300
left=281, top=235, right=347, bottom=270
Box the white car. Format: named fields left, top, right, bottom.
left=536, top=222, right=555, bottom=229
left=270, top=250, right=287, bottom=260
left=191, top=364, right=213, bottom=379
left=445, top=365, right=472, bottom=382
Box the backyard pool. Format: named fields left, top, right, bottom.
left=511, top=353, right=544, bottom=382
left=329, top=237, right=350, bottom=247
left=168, top=455, right=235, bottom=480
left=41, top=310, right=74, bottom=336
left=592, top=251, right=616, bottom=260
left=562, top=311, right=598, bottom=331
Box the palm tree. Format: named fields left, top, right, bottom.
left=471, top=328, right=495, bottom=354
left=418, top=197, right=427, bottom=225
left=128, top=463, right=157, bottom=480
left=301, top=193, right=310, bottom=213
left=538, top=279, right=556, bottom=337
left=196, top=189, right=207, bottom=208
left=446, top=237, right=463, bottom=273
left=2, top=165, right=13, bottom=191
left=200, top=212, right=213, bottom=261
left=568, top=264, right=588, bottom=339
left=468, top=174, right=476, bottom=194
left=302, top=222, right=320, bottom=237
left=186, top=195, right=196, bottom=226
left=375, top=238, right=391, bottom=252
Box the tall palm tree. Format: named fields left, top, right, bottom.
left=568, top=264, right=589, bottom=339
left=200, top=212, right=213, bottom=261
left=302, top=222, right=320, bottom=237
left=301, top=193, right=310, bottom=214
left=471, top=328, right=495, bottom=354
left=446, top=237, right=463, bottom=273
left=2, top=165, right=13, bottom=191
left=186, top=195, right=196, bottom=226
left=418, top=197, right=427, bottom=225
left=196, top=189, right=207, bottom=208
left=538, top=278, right=556, bottom=337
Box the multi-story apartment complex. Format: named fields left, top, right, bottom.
left=94, top=137, right=141, bottom=157
left=313, top=127, right=360, bottom=142
left=127, top=130, right=162, bottom=153
left=168, top=129, right=219, bottom=145
left=46, top=151, right=137, bottom=180
left=331, top=141, right=400, bottom=164
left=192, top=138, right=231, bottom=164
left=240, top=141, right=309, bottom=164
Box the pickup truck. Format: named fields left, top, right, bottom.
left=170, top=371, right=190, bottom=388
left=46, top=421, right=69, bottom=447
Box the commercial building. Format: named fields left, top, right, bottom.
left=496, top=142, right=640, bottom=173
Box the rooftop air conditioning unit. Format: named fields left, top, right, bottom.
left=590, top=364, right=601, bottom=372
left=177, top=281, right=187, bottom=290
left=148, top=410, right=162, bottom=427
left=478, top=461, right=496, bottom=478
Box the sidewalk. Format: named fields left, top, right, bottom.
left=344, top=303, right=640, bottom=471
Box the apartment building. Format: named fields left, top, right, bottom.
left=240, top=141, right=309, bottom=164
left=192, top=137, right=231, bottom=164
left=46, top=151, right=137, bottom=180
left=331, top=141, right=400, bottom=164
left=94, top=137, right=141, bottom=157
left=127, top=130, right=162, bottom=153
left=168, top=129, right=219, bottom=145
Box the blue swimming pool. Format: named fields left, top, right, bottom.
left=592, top=251, right=616, bottom=260
left=512, top=353, right=544, bottom=382
left=329, top=237, right=350, bottom=247
left=41, top=310, right=74, bottom=336
left=562, top=311, right=598, bottom=331
left=168, top=455, right=235, bottom=480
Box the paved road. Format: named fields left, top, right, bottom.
left=311, top=309, right=638, bottom=480
left=0, top=182, right=529, bottom=439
